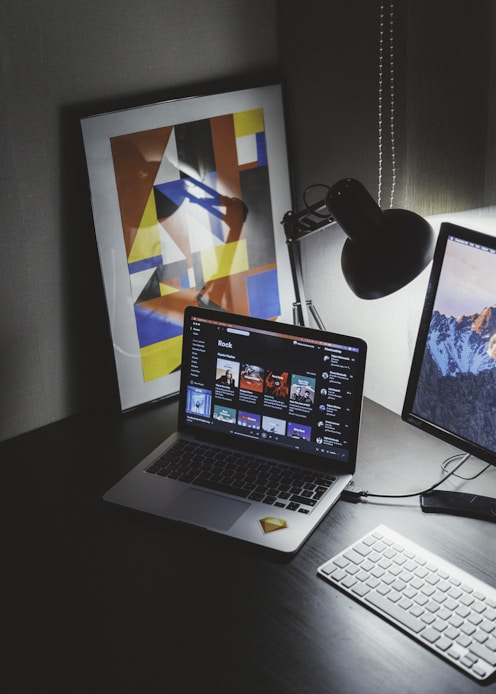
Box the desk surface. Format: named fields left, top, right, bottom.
left=2, top=397, right=496, bottom=693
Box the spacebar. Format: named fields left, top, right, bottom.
left=365, top=591, right=425, bottom=634
left=194, top=478, right=251, bottom=498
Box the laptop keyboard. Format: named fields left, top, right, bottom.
left=146, top=439, right=336, bottom=513
left=317, top=525, right=496, bottom=681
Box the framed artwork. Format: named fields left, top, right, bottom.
left=81, top=85, right=293, bottom=410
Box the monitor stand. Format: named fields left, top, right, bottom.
left=420, top=490, right=496, bottom=523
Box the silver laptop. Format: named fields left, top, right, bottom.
left=104, top=307, right=367, bottom=553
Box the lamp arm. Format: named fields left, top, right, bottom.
left=282, top=203, right=336, bottom=328
left=284, top=223, right=310, bottom=327
left=282, top=202, right=334, bottom=242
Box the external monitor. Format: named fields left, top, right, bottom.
left=402, top=222, right=496, bottom=519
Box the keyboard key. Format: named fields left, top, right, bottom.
left=469, top=641, right=496, bottom=667
left=365, top=591, right=425, bottom=633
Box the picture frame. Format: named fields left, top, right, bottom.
left=81, top=84, right=294, bottom=410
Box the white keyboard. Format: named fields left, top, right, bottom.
left=317, top=525, right=496, bottom=681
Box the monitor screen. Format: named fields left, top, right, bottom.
left=402, top=222, right=496, bottom=465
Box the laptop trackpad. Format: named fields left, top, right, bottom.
left=166, top=488, right=249, bottom=531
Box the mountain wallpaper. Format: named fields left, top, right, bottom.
left=413, top=305, right=496, bottom=451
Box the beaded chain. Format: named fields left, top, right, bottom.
left=378, top=0, right=396, bottom=209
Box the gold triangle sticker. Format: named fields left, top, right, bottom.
left=259, top=517, right=288, bottom=534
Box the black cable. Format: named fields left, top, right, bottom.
left=341, top=452, right=472, bottom=502
left=440, top=454, right=491, bottom=481
left=302, top=183, right=331, bottom=218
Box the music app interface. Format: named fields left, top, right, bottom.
left=183, top=316, right=362, bottom=462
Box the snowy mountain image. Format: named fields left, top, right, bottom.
left=427, top=306, right=496, bottom=376
left=413, top=306, right=496, bottom=451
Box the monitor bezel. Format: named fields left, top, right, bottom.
left=402, top=221, right=496, bottom=467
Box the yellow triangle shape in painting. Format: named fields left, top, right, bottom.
left=128, top=190, right=161, bottom=265
left=159, top=283, right=179, bottom=297
left=201, top=239, right=248, bottom=282
left=141, top=334, right=183, bottom=382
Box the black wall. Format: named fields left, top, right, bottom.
left=279, top=0, right=495, bottom=214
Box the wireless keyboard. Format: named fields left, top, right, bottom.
left=317, top=525, right=496, bottom=681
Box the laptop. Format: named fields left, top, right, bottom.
left=104, top=307, right=367, bottom=553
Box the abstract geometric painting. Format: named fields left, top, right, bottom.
left=81, top=86, right=293, bottom=409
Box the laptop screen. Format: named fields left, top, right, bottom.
left=178, top=307, right=367, bottom=470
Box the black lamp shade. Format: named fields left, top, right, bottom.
left=326, top=178, right=435, bottom=299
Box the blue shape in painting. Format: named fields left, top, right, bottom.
left=247, top=269, right=280, bottom=319
left=155, top=176, right=224, bottom=242
left=256, top=132, right=268, bottom=167
left=154, top=179, right=190, bottom=209
left=155, top=177, right=223, bottom=217
left=134, top=305, right=183, bottom=347
left=128, top=255, right=163, bottom=275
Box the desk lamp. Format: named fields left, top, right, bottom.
left=282, top=178, right=435, bottom=327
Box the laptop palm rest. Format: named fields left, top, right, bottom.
left=166, top=488, right=249, bottom=531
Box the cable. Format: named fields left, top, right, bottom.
left=341, top=452, right=472, bottom=502
left=302, top=183, right=331, bottom=218
left=440, top=453, right=492, bottom=481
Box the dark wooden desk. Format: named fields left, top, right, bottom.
left=2, top=398, right=496, bottom=693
